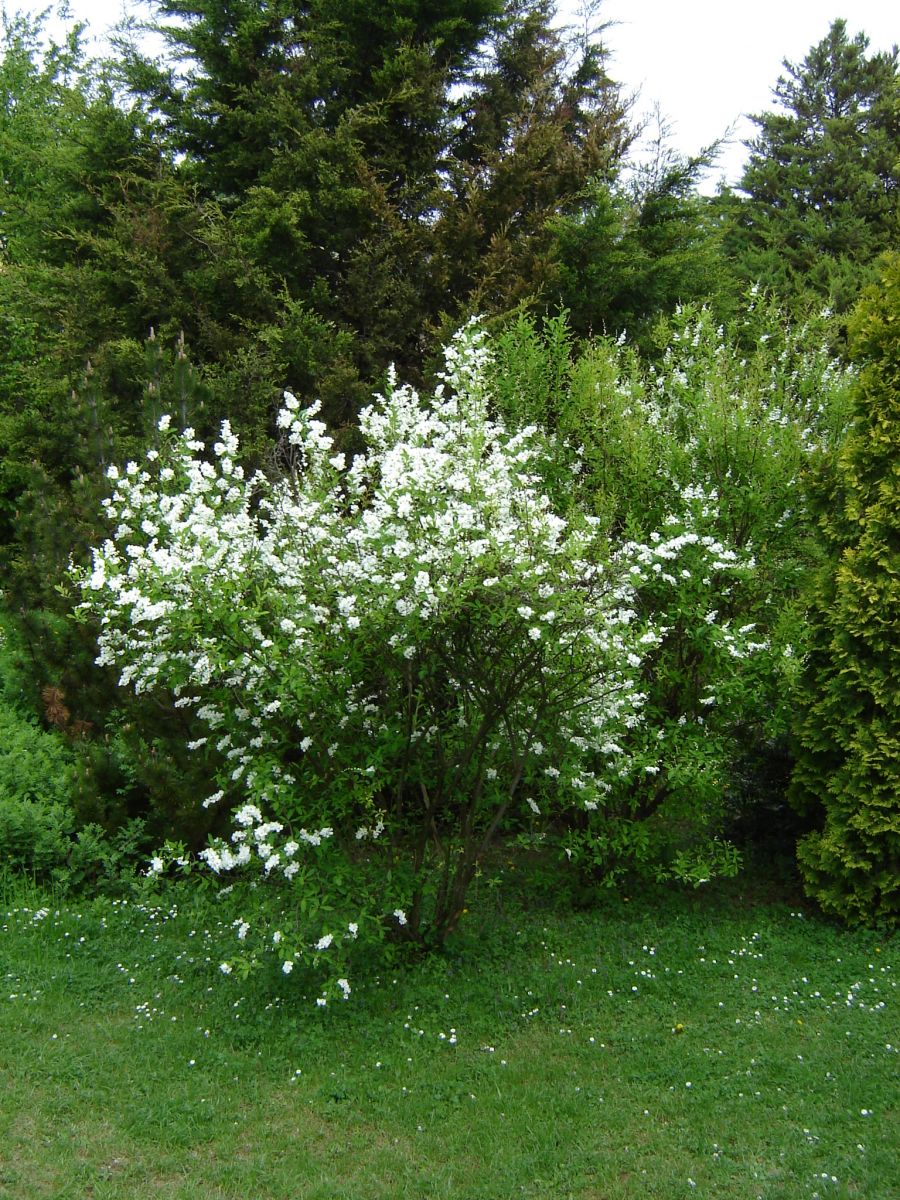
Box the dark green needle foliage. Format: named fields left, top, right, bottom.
left=722, top=19, right=899, bottom=316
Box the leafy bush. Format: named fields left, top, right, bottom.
left=491, top=301, right=854, bottom=865
left=0, top=695, right=75, bottom=876
left=791, top=256, right=900, bottom=926
left=0, top=622, right=148, bottom=889
left=74, top=324, right=761, bottom=999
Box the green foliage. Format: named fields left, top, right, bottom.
left=0, top=697, right=151, bottom=891
left=0, top=5, right=633, bottom=820
left=114, top=0, right=632, bottom=394
left=0, top=685, right=89, bottom=884
left=491, top=302, right=855, bottom=874
left=723, top=20, right=899, bottom=315
left=551, top=132, right=731, bottom=347
left=0, top=703, right=75, bottom=809
left=791, top=255, right=900, bottom=926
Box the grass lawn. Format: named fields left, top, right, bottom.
left=0, top=870, right=896, bottom=1199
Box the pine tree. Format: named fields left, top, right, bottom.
left=724, top=20, right=899, bottom=314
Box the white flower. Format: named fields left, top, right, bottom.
left=393, top=909, right=408, bottom=926
left=219, top=962, right=232, bottom=975
left=337, top=977, right=351, bottom=1000
left=282, top=960, right=294, bottom=975
left=315, top=933, right=333, bottom=951
left=234, top=804, right=262, bottom=828
left=148, top=856, right=164, bottom=875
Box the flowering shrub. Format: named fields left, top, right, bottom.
left=491, top=302, right=854, bottom=872
left=75, top=324, right=758, bottom=998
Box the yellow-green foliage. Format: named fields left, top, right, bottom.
left=791, top=255, right=900, bottom=925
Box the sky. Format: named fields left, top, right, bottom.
left=574, top=0, right=899, bottom=192
left=12, top=0, right=899, bottom=193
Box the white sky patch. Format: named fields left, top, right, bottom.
left=560, top=0, right=898, bottom=192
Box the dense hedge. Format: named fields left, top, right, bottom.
left=791, top=255, right=900, bottom=925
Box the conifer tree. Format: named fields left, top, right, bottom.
left=790, top=254, right=900, bottom=925
left=723, top=20, right=899, bottom=314
left=119, top=0, right=631, bottom=391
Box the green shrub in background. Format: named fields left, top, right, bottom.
left=0, top=700, right=76, bottom=874
left=791, top=255, right=900, bottom=926
left=0, top=703, right=148, bottom=891
left=0, top=621, right=148, bottom=890
left=491, top=300, right=854, bottom=877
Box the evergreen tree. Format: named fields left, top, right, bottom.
left=550, top=126, right=730, bottom=346
left=118, top=0, right=631, bottom=390
left=723, top=20, right=899, bottom=314
left=790, top=254, right=900, bottom=926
